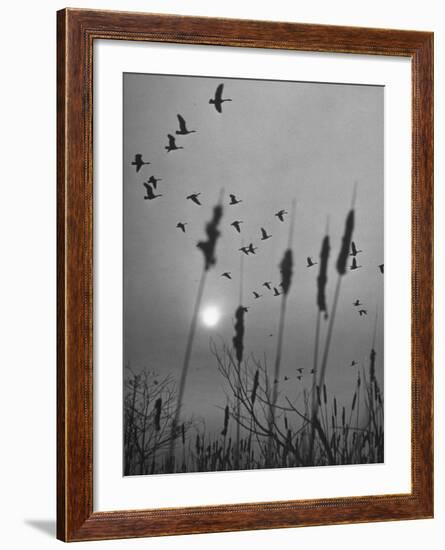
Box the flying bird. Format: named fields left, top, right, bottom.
left=296, top=368, right=304, bottom=374
left=275, top=209, right=288, bottom=222
left=248, top=243, right=257, bottom=255
left=131, top=154, right=150, bottom=172
left=186, top=193, right=202, bottom=206
left=221, top=272, right=232, bottom=279
left=378, top=264, right=384, bottom=274
left=176, top=222, right=187, bottom=233
left=350, top=241, right=363, bottom=257
left=209, top=83, right=232, bottom=113
left=296, top=375, right=303, bottom=381
left=310, top=369, right=316, bottom=374
left=350, top=360, right=357, bottom=367
left=143, top=183, right=162, bottom=200
left=359, top=309, right=368, bottom=316
left=306, top=257, right=317, bottom=268
left=176, top=114, right=196, bottom=135
left=253, top=291, right=262, bottom=299
left=353, top=299, right=363, bottom=306
left=165, top=134, right=183, bottom=153
left=229, top=194, right=242, bottom=205
left=239, top=246, right=250, bottom=256
left=260, top=227, right=272, bottom=241
left=350, top=258, right=362, bottom=270
left=262, top=282, right=272, bottom=290
left=284, top=376, right=289, bottom=381
left=230, top=220, right=243, bottom=233
left=273, top=287, right=281, bottom=297
left=241, top=306, right=249, bottom=313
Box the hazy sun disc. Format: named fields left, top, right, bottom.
left=201, top=306, right=221, bottom=328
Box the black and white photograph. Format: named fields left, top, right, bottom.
left=123, top=72, right=384, bottom=476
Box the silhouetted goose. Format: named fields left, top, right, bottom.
left=176, top=114, right=196, bottom=135
left=253, top=291, right=262, bottom=299
left=262, top=281, right=272, bottom=290
left=273, top=287, right=281, bottom=296
left=378, top=264, right=384, bottom=274
left=350, top=258, right=362, bottom=270
left=296, top=375, right=302, bottom=381
left=165, top=134, right=183, bottom=153
left=350, top=241, right=362, bottom=257
left=359, top=309, right=367, bottom=316
left=275, top=209, right=288, bottom=222
left=131, top=154, right=150, bottom=172
left=143, top=183, right=162, bottom=200
left=230, top=220, right=243, bottom=233
left=284, top=376, right=289, bottom=381
left=260, top=227, right=272, bottom=241
left=306, top=257, right=317, bottom=268
left=350, top=360, right=357, bottom=367
left=176, top=222, right=187, bottom=233
left=310, top=369, right=316, bottom=374
left=248, top=243, right=257, bottom=255
left=148, top=175, right=162, bottom=189
left=209, top=83, right=232, bottom=113
left=296, top=368, right=304, bottom=374
left=186, top=193, right=202, bottom=206
left=353, top=299, right=362, bottom=306
left=229, top=194, right=242, bottom=205
left=239, top=246, right=250, bottom=256
left=221, top=272, right=232, bottom=279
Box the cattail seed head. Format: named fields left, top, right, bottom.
left=232, top=306, right=245, bottom=364
left=154, top=398, right=162, bottom=432
left=181, top=423, right=185, bottom=445
left=197, top=203, right=223, bottom=271
left=221, top=405, right=229, bottom=436
left=279, top=249, right=293, bottom=295
left=251, top=369, right=259, bottom=405
left=351, top=392, right=357, bottom=411
left=323, top=383, right=327, bottom=404
left=317, top=235, right=330, bottom=313
left=334, top=397, right=338, bottom=417
left=336, top=210, right=355, bottom=275
left=370, top=348, right=376, bottom=382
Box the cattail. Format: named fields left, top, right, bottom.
left=323, top=384, right=327, bottom=404
left=317, top=235, right=330, bottom=314
left=181, top=423, right=185, bottom=445
left=154, top=398, right=162, bottom=432
left=197, top=203, right=223, bottom=271
left=336, top=210, right=355, bottom=275
left=370, top=348, right=376, bottom=382
left=342, top=406, right=346, bottom=427
left=316, top=386, right=321, bottom=407
left=284, top=415, right=288, bottom=430
left=351, top=392, right=357, bottom=411
left=334, top=397, right=338, bottom=417
left=358, top=373, right=361, bottom=388
left=221, top=405, right=229, bottom=436
left=280, top=249, right=293, bottom=295
left=251, top=369, right=259, bottom=405
left=331, top=414, right=335, bottom=430
left=232, top=306, right=245, bottom=364
left=196, top=434, right=200, bottom=454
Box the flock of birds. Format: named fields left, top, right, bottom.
left=130, top=81, right=384, bottom=321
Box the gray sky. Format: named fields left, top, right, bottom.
left=123, top=72, right=384, bottom=434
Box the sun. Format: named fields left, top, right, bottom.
left=201, top=305, right=221, bottom=328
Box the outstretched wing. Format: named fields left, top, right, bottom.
left=215, top=84, right=224, bottom=102
left=229, top=194, right=236, bottom=202
left=167, top=134, right=175, bottom=147
left=144, top=184, right=154, bottom=199
left=260, top=228, right=267, bottom=239
left=177, top=114, right=187, bottom=132
left=351, top=241, right=357, bottom=255
left=351, top=258, right=357, bottom=268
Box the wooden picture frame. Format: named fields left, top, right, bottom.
left=57, top=8, right=433, bottom=542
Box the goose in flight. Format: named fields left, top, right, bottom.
left=165, top=134, right=183, bottom=153
left=239, top=246, right=250, bottom=256
left=147, top=175, right=162, bottom=189
left=176, top=222, right=187, bottom=233
left=378, top=264, right=384, bottom=274
left=353, top=299, right=362, bottom=306
left=260, top=227, right=272, bottom=241
left=209, top=83, right=232, bottom=113
left=221, top=272, right=232, bottom=279
left=131, top=154, right=150, bottom=172
left=350, top=241, right=362, bottom=257
left=143, top=183, right=162, bottom=200
left=176, top=114, right=196, bottom=135
left=275, top=209, right=288, bottom=222
left=253, top=291, right=262, bottom=299
left=306, top=257, right=317, bottom=268
left=296, top=368, right=304, bottom=374
left=358, top=309, right=368, bottom=316
left=230, top=220, right=243, bottom=233
left=273, top=287, right=281, bottom=297
left=186, top=193, right=202, bottom=206
left=229, top=194, right=242, bottom=205
left=350, top=360, right=357, bottom=367
left=262, top=281, right=272, bottom=290
left=350, top=258, right=362, bottom=270
left=296, top=375, right=303, bottom=381
left=248, top=243, right=257, bottom=255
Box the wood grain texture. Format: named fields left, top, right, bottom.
left=57, top=8, right=434, bottom=542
